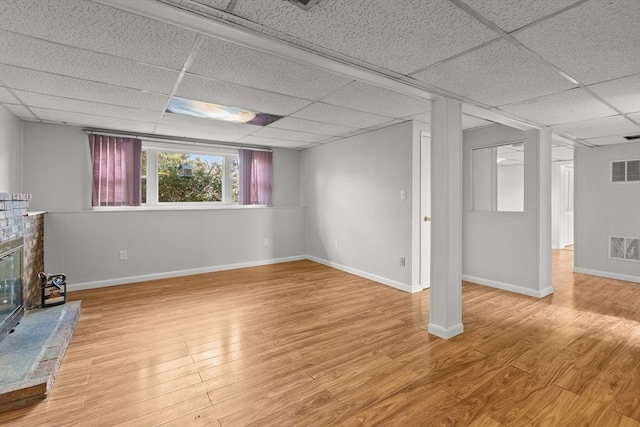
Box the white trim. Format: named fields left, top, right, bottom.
left=427, top=322, right=464, bottom=339
left=67, top=255, right=306, bottom=291
left=573, top=267, right=640, bottom=284
left=306, top=255, right=414, bottom=293
left=462, top=274, right=554, bottom=298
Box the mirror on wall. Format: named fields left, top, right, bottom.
left=472, top=142, right=524, bottom=212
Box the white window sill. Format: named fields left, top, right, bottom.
left=91, top=204, right=269, bottom=212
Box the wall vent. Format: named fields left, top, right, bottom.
left=611, top=159, right=640, bottom=183
left=611, top=236, right=640, bottom=262
left=284, top=0, right=324, bottom=10
left=624, top=134, right=640, bottom=141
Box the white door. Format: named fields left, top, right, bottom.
left=420, top=132, right=431, bottom=289
left=561, top=165, right=574, bottom=247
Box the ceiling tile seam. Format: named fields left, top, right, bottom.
left=0, top=28, right=185, bottom=74
left=406, top=38, right=500, bottom=77
left=0, top=77, right=42, bottom=122
left=448, top=0, right=581, bottom=86
left=506, top=0, right=591, bottom=35
left=268, top=121, right=358, bottom=136
left=578, top=86, right=640, bottom=127
left=24, top=105, right=160, bottom=124
left=5, top=88, right=167, bottom=115
left=0, top=61, right=175, bottom=97
left=225, top=0, right=237, bottom=13
left=152, top=33, right=206, bottom=133
left=256, top=129, right=331, bottom=142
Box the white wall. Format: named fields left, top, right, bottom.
left=497, top=164, right=524, bottom=211
left=301, top=121, right=414, bottom=291
left=22, top=122, right=306, bottom=288
left=463, top=124, right=552, bottom=297
left=575, top=143, right=640, bottom=282
left=0, top=105, right=23, bottom=192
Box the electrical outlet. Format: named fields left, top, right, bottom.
left=400, top=190, right=407, bottom=200
left=264, top=238, right=270, bottom=247
left=400, top=257, right=405, bottom=267
left=334, top=240, right=339, bottom=249
left=119, top=250, right=128, bottom=261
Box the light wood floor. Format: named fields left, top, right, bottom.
left=1, top=250, right=639, bottom=426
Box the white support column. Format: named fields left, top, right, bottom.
left=428, top=97, right=463, bottom=339
left=535, top=128, right=553, bottom=296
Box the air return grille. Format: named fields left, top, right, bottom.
left=611, top=236, right=640, bottom=262
left=611, top=160, right=640, bottom=183
left=285, top=0, right=324, bottom=10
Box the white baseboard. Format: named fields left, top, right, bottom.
left=462, top=275, right=554, bottom=298
left=573, top=267, right=640, bottom=284
left=67, top=256, right=306, bottom=291
left=428, top=322, right=464, bottom=339
left=306, top=255, right=413, bottom=293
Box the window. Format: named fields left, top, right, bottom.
left=142, top=146, right=239, bottom=206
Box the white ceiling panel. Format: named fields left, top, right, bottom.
left=319, top=81, right=430, bottom=118
left=412, top=39, right=575, bottom=107
left=189, top=36, right=353, bottom=100
left=551, top=145, right=574, bottom=160
left=587, top=74, right=640, bottom=115
left=292, top=102, right=394, bottom=129
left=0, top=30, right=179, bottom=94
left=552, top=115, right=640, bottom=139
left=629, top=112, right=640, bottom=124
left=31, top=108, right=156, bottom=133
left=0, top=87, right=19, bottom=104
left=177, top=74, right=312, bottom=116
left=269, top=117, right=358, bottom=136
left=251, top=127, right=327, bottom=143
left=460, top=0, right=582, bottom=33
left=514, top=0, right=640, bottom=85
left=14, top=91, right=161, bottom=123
left=4, top=104, right=36, bottom=120
left=583, top=134, right=640, bottom=146
left=463, top=115, right=493, bottom=129
left=231, top=0, right=498, bottom=74
left=0, top=0, right=197, bottom=70
left=157, top=112, right=260, bottom=141
left=499, top=88, right=618, bottom=125
left=0, top=65, right=169, bottom=111
left=237, top=135, right=314, bottom=149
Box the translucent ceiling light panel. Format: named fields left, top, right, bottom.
left=166, top=96, right=282, bottom=126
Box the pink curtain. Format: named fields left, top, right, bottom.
left=239, top=149, right=272, bottom=205
left=89, top=134, right=142, bottom=206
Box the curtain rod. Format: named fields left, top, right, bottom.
left=82, top=128, right=273, bottom=152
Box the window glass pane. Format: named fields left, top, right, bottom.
left=231, top=156, right=239, bottom=203
left=141, top=177, right=147, bottom=204
left=141, top=150, right=147, bottom=176
left=158, top=152, right=224, bottom=202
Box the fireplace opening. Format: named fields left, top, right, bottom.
left=0, top=237, right=24, bottom=340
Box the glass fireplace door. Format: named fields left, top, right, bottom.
left=0, top=238, right=24, bottom=336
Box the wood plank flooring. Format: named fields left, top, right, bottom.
left=1, top=250, right=639, bottom=426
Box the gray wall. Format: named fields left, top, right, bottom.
left=301, top=121, right=414, bottom=291
left=575, top=143, right=640, bottom=282
left=22, top=122, right=306, bottom=289
left=463, top=124, right=552, bottom=297
left=0, top=105, right=23, bottom=192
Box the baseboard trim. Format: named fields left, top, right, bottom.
left=428, top=322, right=464, bottom=339
left=67, top=256, right=307, bottom=291
left=573, top=268, right=640, bottom=284
left=462, top=275, right=554, bottom=298
left=306, top=255, right=413, bottom=293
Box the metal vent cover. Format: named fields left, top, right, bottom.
left=284, top=0, right=324, bottom=11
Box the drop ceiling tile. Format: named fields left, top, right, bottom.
left=291, top=102, right=393, bottom=128
left=158, top=113, right=260, bottom=141
left=14, top=91, right=161, bottom=123
left=4, top=104, right=36, bottom=120
left=0, top=87, right=19, bottom=104
left=514, top=0, right=640, bottom=84
left=629, top=112, right=640, bottom=124
left=269, top=117, right=358, bottom=136
left=188, top=0, right=230, bottom=9
left=412, top=39, right=575, bottom=107
left=30, top=108, right=156, bottom=133
left=177, top=74, right=312, bottom=116
left=460, top=0, right=582, bottom=32
left=237, top=135, right=313, bottom=149
left=499, top=88, right=618, bottom=126
left=552, top=115, right=640, bottom=139
left=551, top=146, right=574, bottom=160
left=587, top=74, right=640, bottom=114
left=0, top=65, right=168, bottom=111
left=0, top=30, right=179, bottom=94
left=0, top=0, right=197, bottom=69
left=463, top=115, right=493, bottom=129
left=319, top=81, right=430, bottom=118
left=189, top=36, right=353, bottom=100
left=583, top=134, right=640, bottom=146
left=251, top=127, right=327, bottom=143
left=232, top=0, right=498, bottom=74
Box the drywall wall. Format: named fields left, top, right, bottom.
left=0, top=105, right=23, bottom=192
left=301, top=121, right=414, bottom=291
left=22, top=122, right=306, bottom=288
left=574, top=143, right=640, bottom=282
left=463, top=124, right=552, bottom=297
